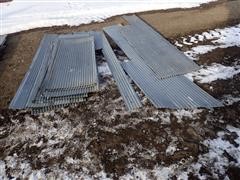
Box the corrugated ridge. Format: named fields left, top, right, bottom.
left=34, top=93, right=88, bottom=104
left=43, top=85, right=98, bottom=98
left=31, top=98, right=86, bottom=114
left=30, top=97, right=86, bottom=108
left=102, top=33, right=142, bottom=111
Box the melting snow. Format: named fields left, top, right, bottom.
left=187, top=126, right=240, bottom=179
left=117, top=126, right=240, bottom=179
left=186, top=63, right=240, bottom=83
left=172, top=109, right=203, bottom=122
left=180, top=24, right=240, bottom=84
left=221, top=95, right=240, bottom=105
left=183, top=24, right=240, bottom=59
left=98, top=62, right=112, bottom=76
left=2, top=0, right=216, bottom=35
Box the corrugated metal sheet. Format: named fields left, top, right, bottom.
left=90, top=31, right=103, bottom=50
left=26, top=36, right=58, bottom=108
left=34, top=93, right=87, bottom=103
left=42, top=85, right=98, bottom=98
left=30, top=96, right=86, bottom=108
left=102, top=33, right=142, bottom=110
left=103, top=25, right=151, bottom=73
left=31, top=97, right=85, bottom=114
left=58, top=31, right=102, bottom=51
left=122, top=60, right=223, bottom=109
left=10, top=34, right=57, bottom=109
left=10, top=33, right=99, bottom=112
left=0, top=35, right=7, bottom=47
left=104, top=16, right=200, bottom=79
left=43, top=36, right=98, bottom=91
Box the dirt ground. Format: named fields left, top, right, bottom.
left=0, top=0, right=240, bottom=179
left=1, top=0, right=240, bottom=108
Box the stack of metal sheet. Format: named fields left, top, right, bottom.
left=103, top=15, right=223, bottom=109
left=9, top=15, right=223, bottom=113
left=10, top=33, right=99, bottom=113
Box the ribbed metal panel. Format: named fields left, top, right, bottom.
left=102, top=33, right=142, bottom=111
left=104, top=25, right=155, bottom=75
left=43, top=36, right=98, bottom=91
left=0, top=35, right=7, bottom=47
left=10, top=32, right=100, bottom=112
left=34, top=92, right=87, bottom=103
left=10, top=34, right=57, bottom=109
left=90, top=31, right=103, bottom=50
left=26, top=36, right=58, bottom=108
left=122, top=60, right=223, bottom=109
left=31, top=97, right=86, bottom=114
left=42, top=85, right=98, bottom=98
left=30, top=97, right=86, bottom=108
left=104, top=16, right=199, bottom=79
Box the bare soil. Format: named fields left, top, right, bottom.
left=139, top=0, right=240, bottom=37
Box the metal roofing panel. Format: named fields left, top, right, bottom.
left=102, top=33, right=142, bottom=111
left=31, top=97, right=86, bottom=114
left=9, top=34, right=57, bottom=109
left=30, top=96, right=86, bottom=108
left=70, top=31, right=102, bottom=50
left=122, top=60, right=223, bottom=109
left=34, top=92, right=87, bottom=104
left=43, top=35, right=99, bottom=91
left=105, top=15, right=200, bottom=79
left=120, top=25, right=200, bottom=78
left=103, top=25, right=152, bottom=73
left=42, top=85, right=98, bottom=98
left=90, top=31, right=103, bottom=50
left=10, top=32, right=100, bottom=110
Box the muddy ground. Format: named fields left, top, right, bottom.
left=0, top=0, right=240, bottom=179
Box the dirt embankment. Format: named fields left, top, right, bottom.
left=139, top=0, right=240, bottom=37
left=0, top=0, right=240, bottom=108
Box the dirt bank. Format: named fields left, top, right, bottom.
left=0, top=0, right=240, bottom=108
left=139, top=0, right=240, bottom=37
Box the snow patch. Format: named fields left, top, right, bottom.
left=2, top=0, right=216, bottom=35
left=172, top=109, right=203, bottom=122
left=98, top=62, right=112, bottom=76
left=188, top=126, right=240, bottom=179
left=221, top=95, right=240, bottom=105
left=166, top=137, right=178, bottom=156
left=182, top=24, right=240, bottom=59
left=187, top=63, right=240, bottom=83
